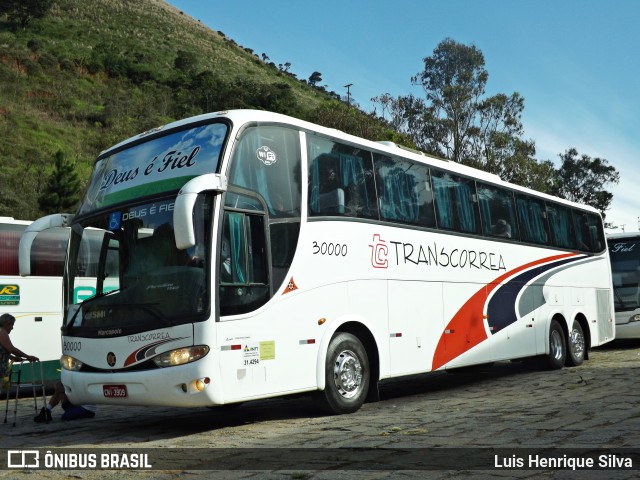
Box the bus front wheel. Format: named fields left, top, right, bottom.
left=317, top=332, right=370, bottom=415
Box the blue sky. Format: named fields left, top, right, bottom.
left=167, top=0, right=640, bottom=232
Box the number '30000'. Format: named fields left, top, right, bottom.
left=312, top=241, right=347, bottom=256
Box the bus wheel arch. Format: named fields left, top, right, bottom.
left=315, top=322, right=380, bottom=414
left=566, top=314, right=588, bottom=367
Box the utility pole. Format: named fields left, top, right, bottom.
left=344, top=83, right=353, bottom=107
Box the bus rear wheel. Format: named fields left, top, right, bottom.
left=566, top=321, right=585, bottom=367
left=317, top=332, right=370, bottom=415
left=544, top=319, right=567, bottom=370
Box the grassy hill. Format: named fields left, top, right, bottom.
left=0, top=0, right=396, bottom=219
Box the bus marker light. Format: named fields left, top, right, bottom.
left=221, top=344, right=242, bottom=351
left=318, top=318, right=326, bottom=326
left=299, top=339, right=315, bottom=345
left=195, top=377, right=210, bottom=391
left=390, top=333, right=402, bottom=338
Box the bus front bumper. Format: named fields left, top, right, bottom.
left=60, top=363, right=223, bottom=407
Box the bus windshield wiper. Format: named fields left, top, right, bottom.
left=65, top=289, right=122, bottom=330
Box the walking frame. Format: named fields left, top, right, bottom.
left=3, top=360, right=47, bottom=427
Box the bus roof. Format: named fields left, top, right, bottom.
left=98, top=109, right=601, bottom=216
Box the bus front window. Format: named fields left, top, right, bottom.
left=609, top=239, right=640, bottom=312
left=65, top=195, right=212, bottom=333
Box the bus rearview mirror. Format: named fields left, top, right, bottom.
left=174, top=173, right=227, bottom=250
left=19, top=213, right=74, bottom=276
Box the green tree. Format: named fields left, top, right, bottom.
left=411, top=38, right=529, bottom=169
left=308, top=71, right=322, bottom=87
left=553, top=148, right=619, bottom=217
left=412, top=38, right=487, bottom=162
left=174, top=50, right=198, bottom=76
left=0, top=0, right=52, bottom=29
left=38, top=151, right=82, bottom=215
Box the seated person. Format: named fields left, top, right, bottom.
left=34, top=380, right=96, bottom=422
left=493, top=219, right=512, bottom=238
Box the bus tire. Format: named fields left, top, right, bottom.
left=317, top=332, right=369, bottom=415
left=544, top=319, right=567, bottom=370
left=566, top=321, right=585, bottom=367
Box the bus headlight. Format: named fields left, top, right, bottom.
left=153, top=345, right=209, bottom=368
left=632, top=314, right=640, bottom=322
left=60, top=355, right=83, bottom=371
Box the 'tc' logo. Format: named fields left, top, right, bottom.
left=369, top=234, right=388, bottom=269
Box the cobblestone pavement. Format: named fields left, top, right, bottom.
left=1, top=340, right=639, bottom=479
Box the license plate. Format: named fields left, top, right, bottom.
left=103, top=384, right=127, bottom=398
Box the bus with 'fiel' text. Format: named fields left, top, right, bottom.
left=607, top=232, right=640, bottom=338
left=20, top=110, right=615, bottom=414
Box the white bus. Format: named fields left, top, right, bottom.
left=607, top=232, right=640, bottom=338
left=1, top=217, right=68, bottom=384
left=20, top=110, right=615, bottom=413
left=1, top=217, right=109, bottom=385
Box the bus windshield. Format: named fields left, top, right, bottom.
left=65, top=194, right=213, bottom=335
left=609, top=238, right=640, bottom=312
left=63, top=121, right=226, bottom=336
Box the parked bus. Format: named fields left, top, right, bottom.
left=607, top=232, right=640, bottom=338
left=1, top=217, right=111, bottom=385
left=20, top=110, right=614, bottom=413
left=1, top=217, right=68, bottom=384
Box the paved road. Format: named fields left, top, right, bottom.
left=1, top=339, right=639, bottom=479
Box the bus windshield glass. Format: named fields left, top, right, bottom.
left=65, top=194, right=213, bottom=335
left=609, top=238, right=640, bottom=312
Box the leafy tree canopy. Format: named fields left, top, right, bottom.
left=372, top=38, right=619, bottom=215
left=553, top=148, right=619, bottom=217
left=0, top=0, right=52, bottom=29
left=308, top=71, right=322, bottom=87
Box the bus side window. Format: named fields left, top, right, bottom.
left=583, top=212, right=605, bottom=253
left=516, top=195, right=549, bottom=245
left=431, top=170, right=480, bottom=234
left=547, top=203, right=576, bottom=249
left=477, top=183, right=518, bottom=240
left=310, top=153, right=344, bottom=215
left=374, top=154, right=436, bottom=228
left=307, top=136, right=378, bottom=220
left=0, top=227, right=23, bottom=275
left=31, top=227, right=69, bottom=276
left=572, top=211, right=593, bottom=252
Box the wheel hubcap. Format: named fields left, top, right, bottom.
left=570, top=327, right=585, bottom=359
left=550, top=329, right=564, bottom=360
left=333, top=350, right=363, bottom=399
